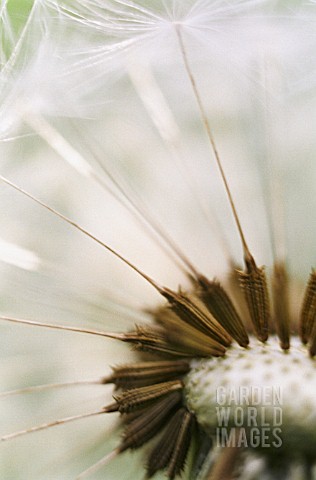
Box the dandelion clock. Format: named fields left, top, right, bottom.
left=0, top=1, right=315, bottom=479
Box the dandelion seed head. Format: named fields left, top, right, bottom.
left=1, top=1, right=316, bottom=479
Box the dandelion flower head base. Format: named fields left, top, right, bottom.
left=94, top=272, right=316, bottom=478
left=185, top=337, right=316, bottom=455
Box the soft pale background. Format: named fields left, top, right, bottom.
left=1, top=1, right=316, bottom=479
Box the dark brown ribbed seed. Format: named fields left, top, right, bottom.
left=167, top=409, right=195, bottom=479
left=105, top=360, right=190, bottom=389
left=146, top=410, right=184, bottom=478
left=125, top=322, right=226, bottom=358
left=155, top=308, right=226, bottom=357
left=120, top=391, right=182, bottom=451
left=124, top=325, right=195, bottom=357
left=160, top=287, right=232, bottom=346
left=196, top=274, right=249, bottom=347
left=227, top=266, right=253, bottom=331
left=113, top=380, right=183, bottom=413
left=146, top=408, right=195, bottom=479
left=238, top=254, right=270, bottom=342
left=299, top=269, right=316, bottom=344
left=272, top=261, right=290, bottom=350
left=309, top=320, right=316, bottom=357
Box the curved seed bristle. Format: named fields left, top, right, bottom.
left=1, top=409, right=106, bottom=442
left=0, top=175, right=163, bottom=291
left=0, top=379, right=103, bottom=398
left=76, top=449, right=119, bottom=480
left=0, top=315, right=128, bottom=341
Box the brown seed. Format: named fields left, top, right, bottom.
left=196, top=274, right=249, bottom=347
left=160, top=287, right=232, bottom=347
left=146, top=408, right=195, bottom=479
left=299, top=269, right=316, bottom=344
left=106, top=360, right=190, bottom=389
left=120, top=391, right=182, bottom=451
left=309, top=316, right=316, bottom=357
left=238, top=254, right=270, bottom=342
left=155, top=307, right=227, bottom=357
left=167, top=409, right=195, bottom=479
left=272, top=261, right=290, bottom=350
left=113, top=380, right=183, bottom=413
left=124, top=325, right=195, bottom=357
